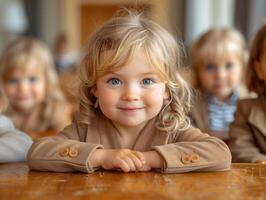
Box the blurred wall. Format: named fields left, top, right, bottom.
left=0, top=0, right=265, bottom=52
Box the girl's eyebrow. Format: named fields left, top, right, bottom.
left=107, top=72, right=158, bottom=76
left=140, top=72, right=159, bottom=76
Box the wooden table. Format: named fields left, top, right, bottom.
left=0, top=163, right=265, bottom=200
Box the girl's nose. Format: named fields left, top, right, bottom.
left=18, top=81, right=29, bottom=92
left=121, top=85, right=139, bottom=101
left=216, top=67, right=227, bottom=80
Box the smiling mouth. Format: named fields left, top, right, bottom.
left=118, top=107, right=144, bottom=111
left=15, top=97, right=29, bottom=101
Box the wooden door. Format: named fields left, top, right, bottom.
left=80, top=4, right=151, bottom=46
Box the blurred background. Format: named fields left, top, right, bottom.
left=0, top=0, right=265, bottom=53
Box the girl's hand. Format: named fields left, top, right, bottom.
left=90, top=149, right=146, bottom=172
left=139, top=151, right=165, bottom=171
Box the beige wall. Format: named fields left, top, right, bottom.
left=61, top=0, right=80, bottom=51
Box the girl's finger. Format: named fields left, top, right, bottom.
left=116, top=158, right=130, bottom=172
left=122, top=156, right=136, bottom=171
left=132, top=151, right=146, bottom=164
left=127, top=153, right=143, bottom=170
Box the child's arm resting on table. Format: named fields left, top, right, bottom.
left=27, top=121, right=104, bottom=173
left=150, top=127, right=232, bottom=173
left=0, top=127, right=32, bottom=163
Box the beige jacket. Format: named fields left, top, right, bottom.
left=27, top=114, right=231, bottom=173
left=190, top=95, right=210, bottom=134
left=229, top=96, right=266, bottom=162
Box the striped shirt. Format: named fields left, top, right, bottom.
left=208, top=91, right=238, bottom=135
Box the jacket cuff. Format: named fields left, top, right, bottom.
left=85, top=144, right=104, bottom=173
left=152, top=144, right=184, bottom=170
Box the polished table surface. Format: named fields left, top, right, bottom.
left=0, top=163, right=265, bottom=200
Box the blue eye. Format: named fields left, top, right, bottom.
left=225, top=62, right=234, bottom=69
left=107, top=78, right=122, bottom=86
left=205, top=64, right=216, bottom=72
left=141, top=78, right=154, bottom=86
left=7, top=78, right=18, bottom=84
left=29, top=76, right=38, bottom=83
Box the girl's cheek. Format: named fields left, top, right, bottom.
left=148, top=87, right=165, bottom=101
left=35, top=83, right=46, bottom=102
left=3, top=85, right=14, bottom=97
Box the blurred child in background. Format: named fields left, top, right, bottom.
left=189, top=28, right=247, bottom=142
left=229, top=24, right=266, bottom=163
left=0, top=37, right=71, bottom=139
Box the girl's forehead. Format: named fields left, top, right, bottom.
left=199, top=47, right=241, bottom=64
left=199, top=38, right=242, bottom=55
left=97, top=47, right=169, bottom=81
left=5, top=58, right=45, bottom=77
left=101, top=49, right=160, bottom=73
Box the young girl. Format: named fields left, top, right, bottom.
left=27, top=11, right=231, bottom=173
left=189, top=28, right=247, bottom=142
left=0, top=37, right=71, bottom=139
left=229, top=24, right=266, bottom=163
left=0, top=88, right=32, bottom=162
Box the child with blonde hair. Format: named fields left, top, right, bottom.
left=0, top=37, right=71, bottom=139
left=28, top=11, right=231, bottom=173
left=0, top=87, right=32, bottom=162
left=229, top=24, right=266, bottom=163
left=189, top=28, right=247, bottom=142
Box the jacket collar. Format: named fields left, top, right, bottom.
left=248, top=96, right=266, bottom=136
left=90, top=114, right=170, bottom=150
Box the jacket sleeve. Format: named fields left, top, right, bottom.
left=27, top=120, right=104, bottom=173
left=228, top=102, right=266, bottom=162
left=0, top=127, right=32, bottom=163
left=152, top=127, right=231, bottom=173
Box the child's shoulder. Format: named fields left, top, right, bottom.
left=0, top=115, right=14, bottom=129
left=237, top=96, right=262, bottom=107
left=236, top=96, right=265, bottom=115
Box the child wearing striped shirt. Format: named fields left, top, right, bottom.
left=189, top=28, right=247, bottom=142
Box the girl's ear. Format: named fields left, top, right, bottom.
left=92, top=86, right=98, bottom=98
left=164, top=85, right=170, bottom=99
left=164, top=91, right=169, bottom=99
left=254, top=61, right=264, bottom=80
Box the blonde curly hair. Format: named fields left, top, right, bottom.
left=78, top=10, right=191, bottom=133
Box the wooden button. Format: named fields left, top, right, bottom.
left=69, top=147, right=78, bottom=158
left=59, top=148, right=69, bottom=157
left=181, top=155, right=191, bottom=164
left=190, top=154, right=199, bottom=163
left=255, top=160, right=266, bottom=164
